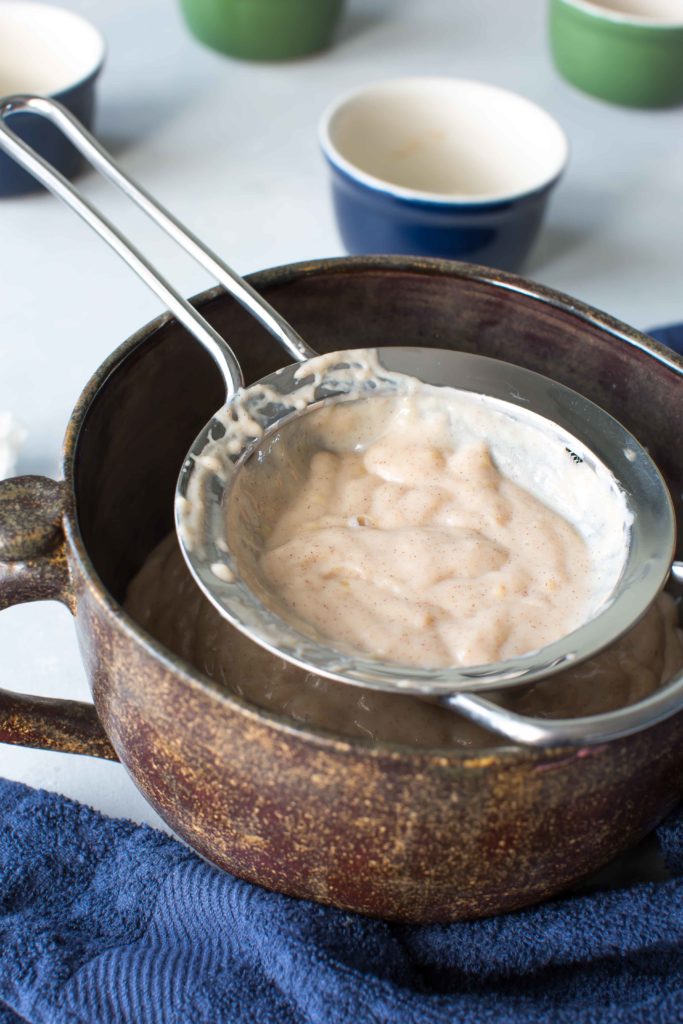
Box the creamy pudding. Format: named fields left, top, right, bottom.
left=245, top=389, right=629, bottom=668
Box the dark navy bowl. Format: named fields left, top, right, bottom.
left=0, top=3, right=105, bottom=198
left=326, top=162, right=560, bottom=271
left=319, top=78, right=568, bottom=273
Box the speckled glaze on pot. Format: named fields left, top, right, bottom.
left=1, top=257, right=682, bottom=922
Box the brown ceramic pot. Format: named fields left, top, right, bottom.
left=1, top=256, right=682, bottom=923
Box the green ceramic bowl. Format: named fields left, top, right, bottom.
left=179, top=0, right=346, bottom=61
left=549, top=0, right=683, bottom=107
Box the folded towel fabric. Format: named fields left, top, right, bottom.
left=1, top=776, right=683, bottom=1024
left=649, top=322, right=683, bottom=355
left=1, top=325, right=681, bottom=1024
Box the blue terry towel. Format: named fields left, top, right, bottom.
left=1, top=325, right=682, bottom=1024
left=649, top=321, right=683, bottom=355
left=2, top=776, right=683, bottom=1024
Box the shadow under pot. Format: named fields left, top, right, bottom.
left=0, top=256, right=682, bottom=923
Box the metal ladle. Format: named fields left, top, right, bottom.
left=1, top=94, right=681, bottom=749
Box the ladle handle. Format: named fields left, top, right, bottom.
left=445, top=660, right=683, bottom=747
left=453, top=562, right=683, bottom=744
left=0, top=95, right=317, bottom=397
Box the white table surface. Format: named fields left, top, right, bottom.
left=1, top=0, right=682, bottom=829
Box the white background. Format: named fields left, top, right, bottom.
left=1, top=0, right=682, bottom=828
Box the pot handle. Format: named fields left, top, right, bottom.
left=0, top=476, right=117, bottom=760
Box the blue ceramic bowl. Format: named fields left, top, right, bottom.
left=0, top=2, right=105, bottom=198
left=319, top=78, right=569, bottom=272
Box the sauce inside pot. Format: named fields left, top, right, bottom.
left=125, top=531, right=683, bottom=749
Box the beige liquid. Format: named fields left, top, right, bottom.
left=258, top=394, right=596, bottom=668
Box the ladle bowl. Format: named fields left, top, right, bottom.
left=176, top=345, right=674, bottom=746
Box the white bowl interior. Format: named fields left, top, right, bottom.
left=0, top=2, right=105, bottom=97
left=321, top=78, right=569, bottom=204
left=566, top=0, right=683, bottom=26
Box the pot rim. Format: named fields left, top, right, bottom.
left=59, top=254, right=683, bottom=764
